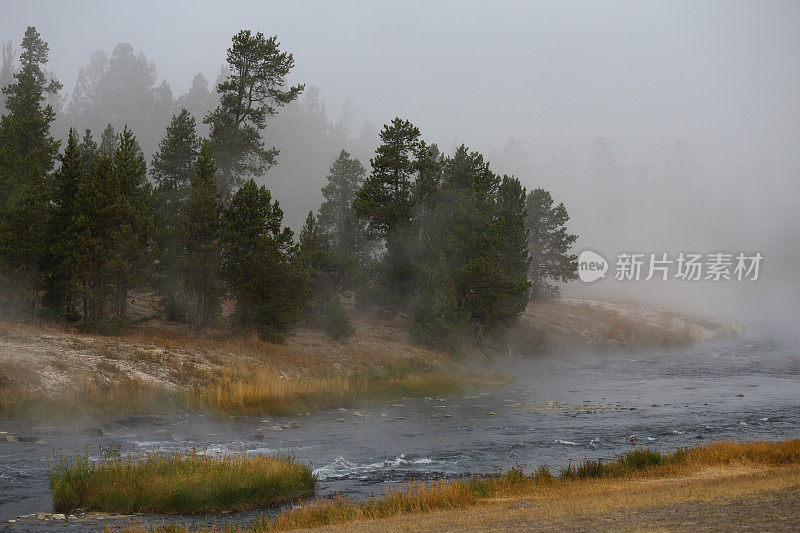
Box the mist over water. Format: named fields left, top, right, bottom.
left=1, top=1, right=799, bottom=529
left=2, top=334, right=799, bottom=529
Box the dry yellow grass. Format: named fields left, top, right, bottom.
left=195, top=439, right=800, bottom=532
left=326, top=464, right=800, bottom=532
left=0, top=313, right=508, bottom=418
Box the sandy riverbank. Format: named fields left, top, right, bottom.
left=0, top=297, right=742, bottom=417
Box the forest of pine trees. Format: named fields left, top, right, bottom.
left=0, top=26, right=578, bottom=348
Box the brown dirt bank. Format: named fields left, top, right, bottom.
left=514, top=296, right=743, bottom=354
left=0, top=296, right=742, bottom=416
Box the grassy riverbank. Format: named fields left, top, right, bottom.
left=0, top=298, right=739, bottom=419
left=49, top=449, right=315, bottom=514
left=0, top=313, right=508, bottom=418
left=137, top=439, right=800, bottom=531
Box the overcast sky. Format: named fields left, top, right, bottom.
left=3, top=0, right=799, bottom=173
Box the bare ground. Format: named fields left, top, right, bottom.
left=515, top=296, right=743, bottom=354
left=0, top=296, right=742, bottom=402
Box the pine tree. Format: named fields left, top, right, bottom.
left=111, top=126, right=152, bottom=319
left=0, top=27, right=61, bottom=313
left=98, top=123, right=118, bottom=157
left=176, top=142, right=223, bottom=328
left=437, top=146, right=502, bottom=335
left=220, top=179, right=309, bottom=341
left=79, top=129, right=98, bottom=172
left=353, top=118, right=421, bottom=238
left=493, top=175, right=531, bottom=315
left=318, top=150, right=365, bottom=250
left=322, top=297, right=355, bottom=341
left=75, top=154, right=121, bottom=327
left=150, top=110, right=201, bottom=319
left=151, top=109, right=199, bottom=207
left=352, top=118, right=422, bottom=310
left=43, top=129, right=85, bottom=317
left=205, top=30, right=304, bottom=199
left=411, top=256, right=467, bottom=352
left=318, top=150, right=373, bottom=285
left=176, top=73, right=217, bottom=136
left=298, top=210, right=343, bottom=325
left=526, top=188, right=578, bottom=300
left=413, top=147, right=530, bottom=343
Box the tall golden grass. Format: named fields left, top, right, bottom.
left=190, top=360, right=508, bottom=415
left=49, top=448, right=316, bottom=514
left=141, top=439, right=800, bottom=532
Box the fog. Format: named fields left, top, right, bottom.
left=2, top=0, right=798, bottom=325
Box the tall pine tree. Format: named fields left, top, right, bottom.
left=43, top=129, right=85, bottom=318
left=220, top=179, right=308, bottom=341
left=526, top=188, right=578, bottom=300
left=0, top=27, right=61, bottom=313
left=111, top=127, right=152, bottom=319
left=150, top=110, right=200, bottom=319
left=318, top=150, right=373, bottom=285
left=205, top=30, right=303, bottom=199
left=353, top=118, right=421, bottom=310
left=75, top=154, right=121, bottom=326
left=176, top=142, right=223, bottom=328
left=151, top=109, right=199, bottom=207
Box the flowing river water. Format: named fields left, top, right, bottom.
left=1, top=330, right=799, bottom=531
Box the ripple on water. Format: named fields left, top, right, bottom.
left=312, top=454, right=446, bottom=481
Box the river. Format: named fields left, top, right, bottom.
left=1, top=331, right=798, bottom=530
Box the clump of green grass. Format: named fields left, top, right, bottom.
left=560, top=448, right=667, bottom=479
left=49, top=447, right=316, bottom=514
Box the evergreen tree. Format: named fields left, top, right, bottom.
left=526, top=188, right=578, bottom=300
left=438, top=146, right=503, bottom=334
left=43, top=129, right=85, bottom=317
left=352, top=118, right=421, bottom=310
left=321, top=297, right=355, bottom=341
left=410, top=256, right=466, bottom=352
left=493, top=175, right=531, bottom=314
left=205, top=30, right=304, bottom=199
left=176, top=73, right=217, bottom=137
left=151, top=109, right=199, bottom=207
left=66, top=43, right=169, bottom=157
left=111, top=126, right=152, bottom=319
left=413, top=147, right=530, bottom=343
left=149, top=111, right=200, bottom=319
left=176, top=142, right=224, bottom=328
left=99, top=123, right=118, bottom=157
left=298, top=210, right=343, bottom=325
left=79, top=129, right=98, bottom=172
left=318, top=150, right=373, bottom=284
left=0, top=27, right=61, bottom=313
left=75, top=154, right=121, bottom=326
left=353, top=118, right=421, bottom=238
left=220, top=179, right=308, bottom=341
left=318, top=150, right=365, bottom=250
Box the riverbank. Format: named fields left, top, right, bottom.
left=136, top=439, right=800, bottom=532
left=0, top=297, right=742, bottom=418
left=301, top=461, right=800, bottom=532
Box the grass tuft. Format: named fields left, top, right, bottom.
left=49, top=447, right=316, bottom=514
